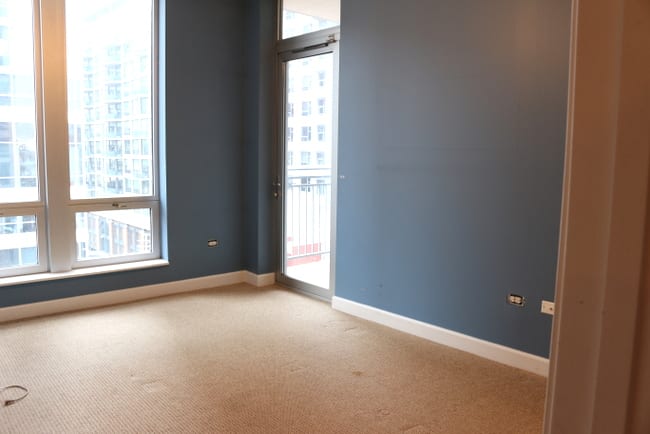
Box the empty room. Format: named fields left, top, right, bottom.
left=1, top=0, right=648, bottom=432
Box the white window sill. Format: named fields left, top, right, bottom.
left=0, top=259, right=170, bottom=288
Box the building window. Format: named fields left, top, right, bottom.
left=0, top=0, right=160, bottom=278
left=300, top=151, right=310, bottom=166
left=302, top=75, right=311, bottom=90
left=299, top=176, right=312, bottom=192
left=287, top=127, right=294, bottom=142
left=106, top=83, right=121, bottom=100
left=106, top=64, right=122, bottom=81
left=318, top=98, right=326, bottom=114
left=317, top=125, right=325, bottom=141
left=318, top=71, right=326, bottom=87
left=301, top=101, right=311, bottom=116
left=287, top=151, right=294, bottom=166
left=317, top=152, right=325, bottom=165
left=287, top=102, right=294, bottom=118
left=0, top=74, right=10, bottom=94
left=301, top=126, right=311, bottom=142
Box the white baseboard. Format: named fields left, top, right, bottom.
left=0, top=270, right=275, bottom=324
left=332, top=296, right=549, bottom=377
left=242, top=271, right=276, bottom=287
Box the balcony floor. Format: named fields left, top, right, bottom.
left=286, top=253, right=330, bottom=290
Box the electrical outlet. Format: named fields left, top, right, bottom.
left=541, top=300, right=555, bottom=315
left=207, top=239, right=219, bottom=248
left=508, top=293, right=526, bottom=307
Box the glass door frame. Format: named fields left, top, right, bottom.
left=275, top=28, right=340, bottom=301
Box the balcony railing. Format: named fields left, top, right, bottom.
left=285, top=175, right=331, bottom=267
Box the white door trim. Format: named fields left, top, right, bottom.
left=544, top=0, right=650, bottom=431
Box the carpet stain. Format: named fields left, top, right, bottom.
left=286, top=363, right=306, bottom=373
left=130, top=375, right=168, bottom=393
left=323, top=319, right=344, bottom=329
left=352, top=370, right=364, bottom=377
left=142, top=381, right=167, bottom=394
left=376, top=408, right=392, bottom=417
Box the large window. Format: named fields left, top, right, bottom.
left=0, top=0, right=159, bottom=278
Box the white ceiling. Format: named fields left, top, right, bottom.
left=283, top=0, right=340, bottom=22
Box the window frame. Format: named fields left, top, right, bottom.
left=69, top=201, right=161, bottom=268
left=46, top=0, right=160, bottom=271
left=0, top=0, right=160, bottom=278
left=275, top=11, right=340, bottom=300
left=0, top=0, right=48, bottom=278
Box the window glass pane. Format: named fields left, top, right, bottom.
left=0, top=215, right=39, bottom=269
left=283, top=54, right=334, bottom=289
left=75, top=208, right=152, bottom=260
left=0, top=2, right=39, bottom=204
left=66, top=0, right=154, bottom=200
left=282, top=0, right=340, bottom=39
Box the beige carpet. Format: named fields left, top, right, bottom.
left=0, top=284, right=545, bottom=433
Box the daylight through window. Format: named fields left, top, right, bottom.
left=0, top=0, right=159, bottom=278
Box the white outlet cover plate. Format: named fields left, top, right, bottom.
left=541, top=300, right=555, bottom=315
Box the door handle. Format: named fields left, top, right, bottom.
left=272, top=181, right=282, bottom=198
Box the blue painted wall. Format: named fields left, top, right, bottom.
left=0, top=0, right=247, bottom=308
left=243, top=0, right=276, bottom=275
left=335, top=0, right=571, bottom=357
